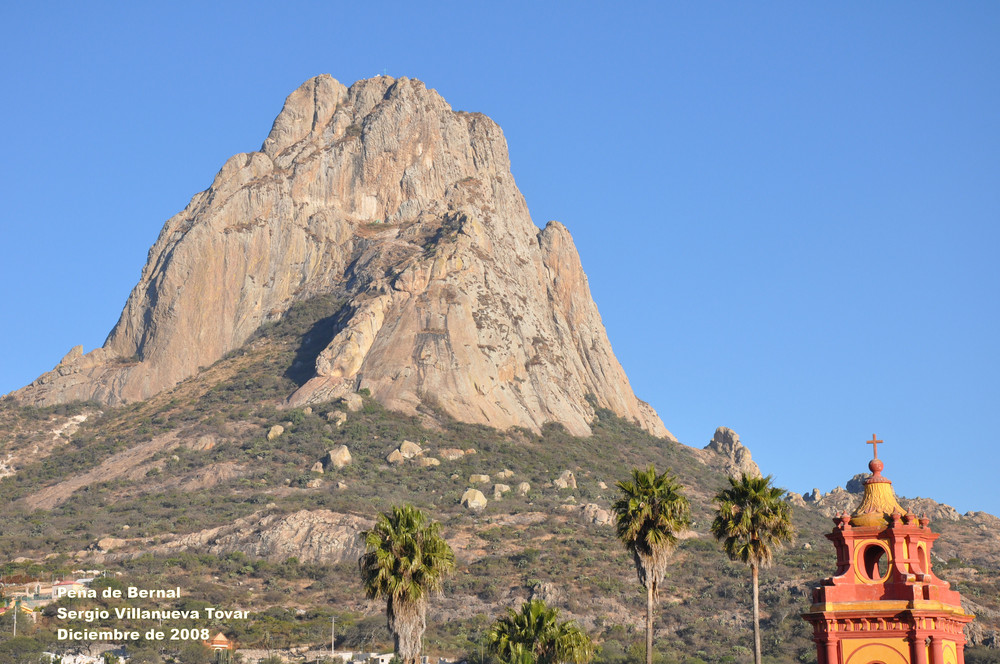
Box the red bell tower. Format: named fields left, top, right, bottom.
left=802, top=436, right=973, bottom=664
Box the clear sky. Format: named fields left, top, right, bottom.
left=2, top=3, right=998, bottom=515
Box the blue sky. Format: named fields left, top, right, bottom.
left=1, top=3, right=998, bottom=515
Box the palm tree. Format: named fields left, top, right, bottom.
left=711, top=473, right=794, bottom=664
left=486, top=599, right=595, bottom=664
left=612, top=466, right=691, bottom=664
left=358, top=504, right=455, bottom=664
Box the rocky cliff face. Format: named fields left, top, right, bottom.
left=12, top=75, right=670, bottom=438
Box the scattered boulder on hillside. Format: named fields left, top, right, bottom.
left=342, top=393, right=363, bottom=412
left=96, top=537, right=126, bottom=552
left=386, top=449, right=404, bottom=464
left=597, top=481, right=607, bottom=490
left=310, top=462, right=324, bottom=474
left=496, top=469, right=514, bottom=479
left=493, top=484, right=511, bottom=499
left=582, top=503, right=613, bottom=526
left=418, top=457, right=440, bottom=467
left=470, top=474, right=490, bottom=485
left=554, top=470, right=576, bottom=489
left=267, top=425, right=285, bottom=441
left=465, top=449, right=477, bottom=455
left=306, top=478, right=322, bottom=488
left=439, top=448, right=465, bottom=461
left=517, top=482, right=531, bottom=496
left=702, top=427, right=761, bottom=478
left=399, top=440, right=423, bottom=459
left=531, top=581, right=560, bottom=604
left=325, top=410, right=347, bottom=426
left=461, top=489, right=487, bottom=511
left=324, top=445, right=352, bottom=469
left=187, top=435, right=217, bottom=451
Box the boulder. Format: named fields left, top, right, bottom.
left=418, top=457, right=441, bottom=467
left=461, top=489, right=488, bottom=511
left=496, top=469, right=514, bottom=479
left=399, top=440, right=423, bottom=459
left=325, top=445, right=352, bottom=469
left=470, top=474, right=490, bottom=484
left=267, top=425, right=284, bottom=441
left=439, top=448, right=465, bottom=461
left=97, top=537, right=126, bottom=552
left=386, top=449, right=404, bottom=464
left=325, top=410, right=347, bottom=426
left=554, top=470, right=577, bottom=490
left=582, top=503, right=613, bottom=526
left=306, top=478, right=323, bottom=488
left=531, top=581, right=560, bottom=604
left=343, top=393, right=363, bottom=412
left=465, top=448, right=477, bottom=455
left=189, top=435, right=217, bottom=451
left=310, top=462, right=324, bottom=474
left=493, top=484, right=511, bottom=499
left=517, top=482, right=531, bottom=496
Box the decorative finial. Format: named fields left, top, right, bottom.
left=867, top=434, right=885, bottom=475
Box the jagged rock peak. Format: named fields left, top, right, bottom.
left=703, top=427, right=761, bottom=478
left=12, top=74, right=672, bottom=439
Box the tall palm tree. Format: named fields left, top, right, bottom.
left=358, top=504, right=455, bottom=664
left=612, top=466, right=691, bottom=664
left=711, top=473, right=794, bottom=664
left=486, top=599, right=595, bottom=664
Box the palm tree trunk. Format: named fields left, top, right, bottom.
left=646, top=581, right=654, bottom=664
left=752, top=564, right=761, bottom=664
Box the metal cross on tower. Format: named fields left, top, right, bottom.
left=867, top=434, right=884, bottom=459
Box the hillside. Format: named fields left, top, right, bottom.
left=2, top=295, right=998, bottom=663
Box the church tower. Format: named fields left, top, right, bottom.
left=802, top=436, right=973, bottom=664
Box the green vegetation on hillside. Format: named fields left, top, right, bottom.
left=1, top=294, right=997, bottom=663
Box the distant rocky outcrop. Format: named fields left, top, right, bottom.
left=803, top=476, right=962, bottom=523
left=699, top=427, right=761, bottom=478
left=11, top=75, right=671, bottom=439
left=99, top=510, right=372, bottom=564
